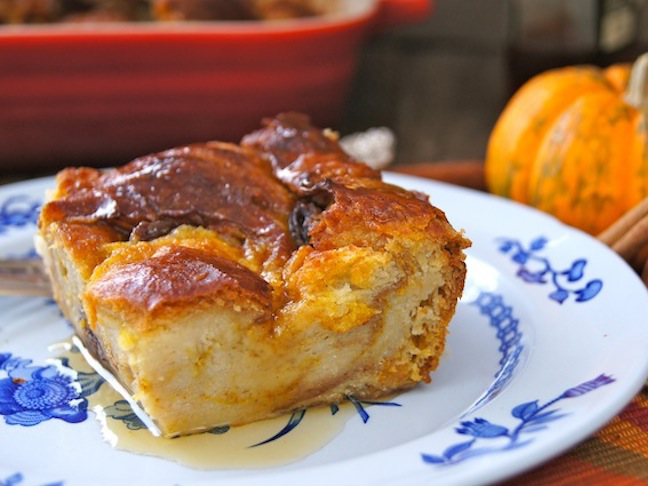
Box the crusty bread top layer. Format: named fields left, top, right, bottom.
left=39, top=113, right=470, bottom=323
left=87, top=245, right=273, bottom=315
left=241, top=112, right=380, bottom=194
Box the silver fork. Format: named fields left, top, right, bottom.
left=0, top=259, right=51, bottom=296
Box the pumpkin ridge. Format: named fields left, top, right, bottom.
left=486, top=66, right=612, bottom=205
left=529, top=91, right=636, bottom=234
left=486, top=56, right=648, bottom=235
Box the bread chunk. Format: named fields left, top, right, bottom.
left=37, top=113, right=470, bottom=437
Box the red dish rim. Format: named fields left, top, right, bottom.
left=0, top=7, right=377, bottom=40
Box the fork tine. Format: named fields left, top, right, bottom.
left=0, top=259, right=51, bottom=297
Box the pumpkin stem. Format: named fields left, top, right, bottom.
left=625, top=52, right=648, bottom=110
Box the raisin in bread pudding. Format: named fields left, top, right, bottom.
left=37, top=113, right=470, bottom=437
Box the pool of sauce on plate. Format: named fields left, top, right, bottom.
left=50, top=340, right=356, bottom=469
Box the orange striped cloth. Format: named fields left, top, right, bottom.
left=504, top=386, right=648, bottom=484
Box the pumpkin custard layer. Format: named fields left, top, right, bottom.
left=37, top=113, right=470, bottom=437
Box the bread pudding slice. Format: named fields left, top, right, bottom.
left=37, top=113, right=470, bottom=437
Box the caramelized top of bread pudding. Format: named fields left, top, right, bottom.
left=40, top=113, right=468, bottom=328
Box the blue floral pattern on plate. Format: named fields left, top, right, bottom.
left=0, top=473, right=23, bottom=486
left=0, top=195, right=41, bottom=236
left=102, top=399, right=232, bottom=435
left=249, top=397, right=402, bottom=448
left=498, top=236, right=603, bottom=303
left=0, top=472, right=62, bottom=486
left=421, top=374, right=615, bottom=465
left=466, top=292, right=524, bottom=412
left=0, top=354, right=87, bottom=426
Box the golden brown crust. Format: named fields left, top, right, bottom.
left=86, top=245, right=272, bottom=319
left=43, top=143, right=293, bottom=245
left=308, top=179, right=461, bottom=250
left=44, top=222, right=122, bottom=279
left=242, top=112, right=381, bottom=193
left=40, top=142, right=296, bottom=284
left=242, top=113, right=465, bottom=256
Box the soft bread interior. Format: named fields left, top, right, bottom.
left=39, top=226, right=461, bottom=436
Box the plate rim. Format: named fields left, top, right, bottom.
left=1, top=173, right=648, bottom=485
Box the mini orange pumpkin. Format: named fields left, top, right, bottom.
left=486, top=53, right=648, bottom=235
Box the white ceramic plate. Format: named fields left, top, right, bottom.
left=1, top=173, right=648, bottom=486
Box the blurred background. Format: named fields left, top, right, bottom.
left=0, top=0, right=647, bottom=175
left=344, top=0, right=648, bottom=165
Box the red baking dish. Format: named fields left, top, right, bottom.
left=0, top=0, right=431, bottom=170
